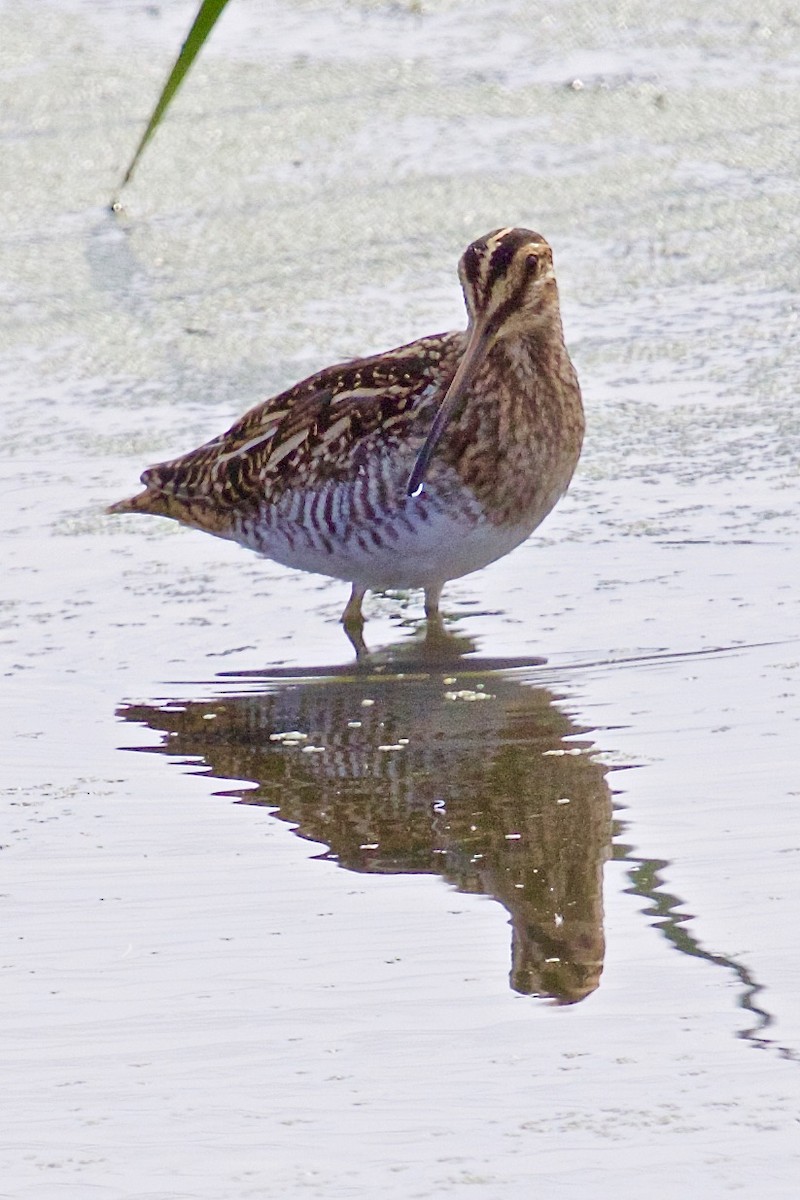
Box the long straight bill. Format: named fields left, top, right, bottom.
left=406, top=319, right=492, bottom=498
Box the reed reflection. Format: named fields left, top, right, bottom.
left=119, top=662, right=612, bottom=1003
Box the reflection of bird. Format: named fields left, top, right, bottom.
left=119, top=663, right=611, bottom=1003
left=108, top=228, right=584, bottom=652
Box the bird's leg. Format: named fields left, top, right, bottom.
left=341, top=584, right=368, bottom=658
left=423, top=583, right=447, bottom=639
left=424, top=583, right=442, bottom=621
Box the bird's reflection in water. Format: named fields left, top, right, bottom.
left=118, top=650, right=613, bottom=1004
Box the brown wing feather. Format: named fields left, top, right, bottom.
left=140, top=332, right=463, bottom=513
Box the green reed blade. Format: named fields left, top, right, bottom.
left=116, top=0, right=231, bottom=193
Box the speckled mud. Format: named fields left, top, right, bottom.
left=2, top=2, right=799, bottom=1196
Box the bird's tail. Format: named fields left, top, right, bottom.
left=106, top=489, right=177, bottom=519
left=106, top=486, right=234, bottom=539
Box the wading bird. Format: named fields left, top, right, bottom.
left=109, top=227, right=584, bottom=654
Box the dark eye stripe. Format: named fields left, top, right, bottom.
left=486, top=228, right=547, bottom=284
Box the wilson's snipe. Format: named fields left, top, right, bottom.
left=109, top=227, right=584, bottom=653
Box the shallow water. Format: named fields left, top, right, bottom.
left=3, top=1, right=800, bottom=1196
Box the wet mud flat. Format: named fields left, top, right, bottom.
left=2, top=1, right=800, bottom=1197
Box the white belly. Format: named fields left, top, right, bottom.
left=234, top=484, right=542, bottom=591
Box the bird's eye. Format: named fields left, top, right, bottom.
left=527, top=254, right=540, bottom=276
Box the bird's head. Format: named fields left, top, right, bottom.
left=458, top=226, right=558, bottom=343
left=407, top=227, right=561, bottom=497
